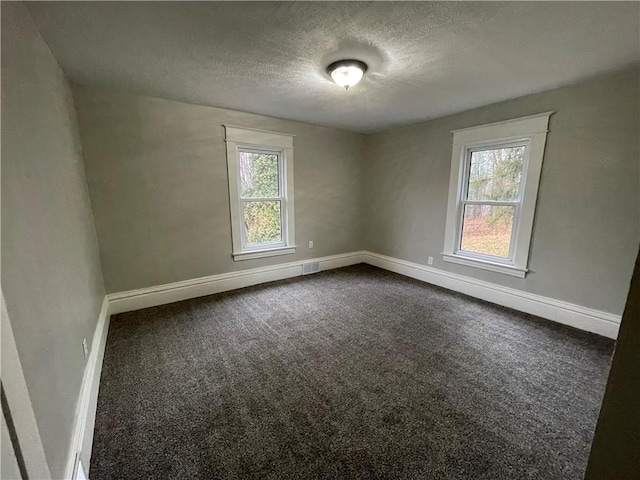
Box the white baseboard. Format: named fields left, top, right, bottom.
left=107, top=248, right=621, bottom=339
left=362, top=251, right=621, bottom=339
left=64, top=296, right=111, bottom=480
left=77, top=248, right=620, bottom=480
left=65, top=249, right=619, bottom=480
left=108, top=251, right=367, bottom=314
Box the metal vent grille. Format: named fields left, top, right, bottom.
left=302, top=262, right=320, bottom=275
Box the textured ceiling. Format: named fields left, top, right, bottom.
left=26, top=1, right=640, bottom=133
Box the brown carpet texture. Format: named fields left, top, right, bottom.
left=91, top=264, right=613, bottom=479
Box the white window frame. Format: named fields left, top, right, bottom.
left=224, top=125, right=295, bottom=261
left=442, top=112, right=552, bottom=278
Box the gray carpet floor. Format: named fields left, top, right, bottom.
left=91, top=264, right=613, bottom=480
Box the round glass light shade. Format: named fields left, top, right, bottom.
left=327, top=60, right=368, bottom=90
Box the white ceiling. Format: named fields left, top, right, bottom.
left=26, top=1, right=640, bottom=133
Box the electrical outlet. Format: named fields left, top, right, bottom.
left=309, top=240, right=314, bottom=249
left=428, top=256, right=433, bottom=265
left=82, top=338, right=89, bottom=360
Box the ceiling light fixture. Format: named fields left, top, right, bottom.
left=327, top=59, right=368, bottom=90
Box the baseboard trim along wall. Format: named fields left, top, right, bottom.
left=363, top=252, right=621, bottom=339
left=76, top=249, right=620, bottom=478
left=107, top=251, right=368, bottom=314
left=107, top=250, right=622, bottom=339
left=64, top=296, right=111, bottom=480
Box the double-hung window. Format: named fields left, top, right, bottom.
left=442, top=113, right=552, bottom=277
left=224, top=125, right=295, bottom=261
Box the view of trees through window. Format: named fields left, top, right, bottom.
left=239, top=151, right=282, bottom=245
left=460, top=146, right=524, bottom=258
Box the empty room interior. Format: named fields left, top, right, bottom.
left=2, top=1, right=640, bottom=479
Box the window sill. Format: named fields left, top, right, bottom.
left=441, top=253, right=527, bottom=278
left=233, top=246, right=296, bottom=261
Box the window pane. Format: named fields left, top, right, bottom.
left=460, top=205, right=514, bottom=258
left=467, top=146, right=525, bottom=201
left=239, top=151, right=279, bottom=198
left=243, top=201, right=282, bottom=245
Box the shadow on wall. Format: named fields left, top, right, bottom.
left=585, top=246, right=640, bottom=480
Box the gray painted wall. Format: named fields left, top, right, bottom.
left=364, top=69, right=639, bottom=314
left=73, top=69, right=638, bottom=317
left=72, top=85, right=365, bottom=293
left=1, top=4, right=106, bottom=478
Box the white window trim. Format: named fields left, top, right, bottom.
left=442, top=112, right=553, bottom=278
left=224, top=125, right=296, bottom=261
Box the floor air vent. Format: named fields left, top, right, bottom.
left=302, top=262, right=320, bottom=275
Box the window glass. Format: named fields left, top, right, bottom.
left=239, top=151, right=279, bottom=198
left=466, top=146, right=525, bottom=201
left=460, top=205, right=514, bottom=258
left=243, top=200, right=282, bottom=245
